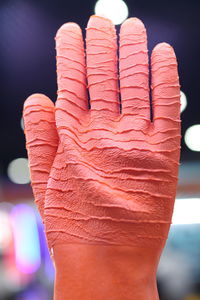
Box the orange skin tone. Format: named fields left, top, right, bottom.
left=23, top=16, right=181, bottom=300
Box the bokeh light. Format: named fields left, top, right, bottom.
left=7, top=158, right=30, bottom=184
left=10, top=204, right=41, bottom=274
left=172, top=198, right=200, bottom=225
left=184, top=125, right=200, bottom=152
left=0, top=211, right=12, bottom=249
left=20, top=117, right=24, bottom=131
left=94, top=0, right=129, bottom=25
left=180, top=91, right=187, bottom=113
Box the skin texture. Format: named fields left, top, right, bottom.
left=23, top=16, right=181, bottom=300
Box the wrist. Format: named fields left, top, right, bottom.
left=53, top=243, right=161, bottom=300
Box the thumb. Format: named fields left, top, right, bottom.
left=23, top=94, right=59, bottom=220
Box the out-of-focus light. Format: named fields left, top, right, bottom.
left=172, top=198, right=200, bottom=225
left=37, top=220, right=55, bottom=281
left=7, top=158, right=30, bottom=184
left=94, top=0, right=129, bottom=25
left=10, top=204, right=41, bottom=274
left=184, top=124, right=200, bottom=152
left=180, top=91, right=187, bottom=113
left=20, top=117, right=24, bottom=131
left=0, top=211, right=12, bottom=249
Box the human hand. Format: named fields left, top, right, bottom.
left=23, top=15, right=181, bottom=300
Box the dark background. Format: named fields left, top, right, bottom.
left=0, top=0, right=200, bottom=179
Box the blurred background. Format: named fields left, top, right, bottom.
left=0, top=0, right=200, bottom=299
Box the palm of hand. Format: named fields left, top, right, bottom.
left=23, top=16, right=180, bottom=250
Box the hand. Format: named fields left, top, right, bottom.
left=23, top=15, right=181, bottom=300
